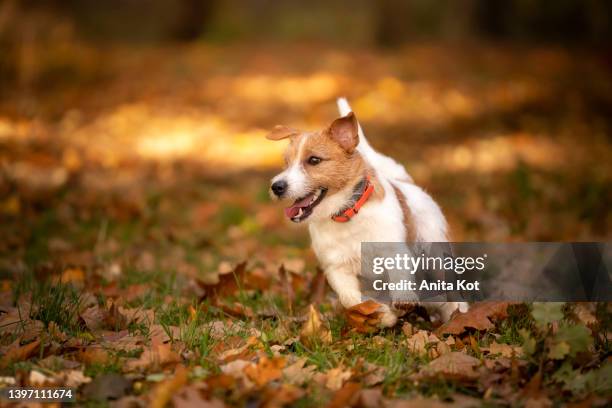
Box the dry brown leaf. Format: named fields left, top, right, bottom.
left=0, top=307, right=25, bottom=336
left=359, top=388, right=384, bottom=408
left=417, top=352, right=481, bottom=381
left=198, top=261, right=247, bottom=299
left=172, top=383, right=225, bottom=408
left=149, top=365, right=189, bottom=408
left=105, top=302, right=130, bottom=331
left=436, top=302, right=515, bottom=336
left=325, top=366, right=353, bottom=391
left=362, top=363, right=386, bottom=387
left=216, top=336, right=260, bottom=363
left=386, top=394, right=481, bottom=408
left=482, top=341, right=523, bottom=358
left=80, top=302, right=134, bottom=332
left=243, top=356, right=286, bottom=387
left=0, top=340, right=41, bottom=368
left=125, top=343, right=181, bottom=372
left=572, top=303, right=597, bottom=327
left=345, top=300, right=382, bottom=333
left=325, top=381, right=361, bottom=408
left=282, top=357, right=316, bottom=386
left=260, top=384, right=304, bottom=408
left=219, top=359, right=253, bottom=390
left=118, top=306, right=155, bottom=326
left=61, top=370, right=92, bottom=388
left=149, top=324, right=180, bottom=345
left=29, top=370, right=55, bottom=386
left=76, top=346, right=112, bottom=365
left=402, top=322, right=414, bottom=336
left=300, top=304, right=332, bottom=347
left=406, top=330, right=430, bottom=356
left=436, top=341, right=452, bottom=356
left=54, top=267, right=85, bottom=286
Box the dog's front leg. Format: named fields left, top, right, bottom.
left=325, top=265, right=363, bottom=309
left=325, top=265, right=398, bottom=328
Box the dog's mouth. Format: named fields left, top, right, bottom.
left=284, top=188, right=327, bottom=222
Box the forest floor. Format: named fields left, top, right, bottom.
left=0, top=42, right=611, bottom=407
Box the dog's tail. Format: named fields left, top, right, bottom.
left=336, top=97, right=413, bottom=183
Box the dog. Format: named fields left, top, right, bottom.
left=267, top=98, right=468, bottom=326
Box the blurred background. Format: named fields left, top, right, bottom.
left=1, top=0, right=611, bottom=276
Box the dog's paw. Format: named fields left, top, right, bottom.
left=378, top=307, right=398, bottom=328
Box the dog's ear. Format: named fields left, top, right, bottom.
left=266, top=125, right=299, bottom=141
left=327, top=112, right=359, bottom=153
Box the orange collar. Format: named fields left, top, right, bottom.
left=332, top=176, right=375, bottom=223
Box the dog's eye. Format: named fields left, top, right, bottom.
left=307, top=156, right=322, bottom=165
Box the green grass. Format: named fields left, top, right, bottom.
left=12, top=274, right=84, bottom=336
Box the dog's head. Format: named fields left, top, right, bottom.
left=267, top=113, right=365, bottom=223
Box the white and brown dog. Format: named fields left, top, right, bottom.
left=268, top=98, right=467, bottom=326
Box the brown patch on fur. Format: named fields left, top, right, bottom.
left=391, top=184, right=416, bottom=241
left=299, top=130, right=366, bottom=194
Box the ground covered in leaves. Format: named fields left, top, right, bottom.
left=0, top=41, right=611, bottom=406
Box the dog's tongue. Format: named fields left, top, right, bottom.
left=284, top=194, right=314, bottom=218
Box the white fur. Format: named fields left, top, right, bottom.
left=306, top=98, right=467, bottom=326
left=271, top=133, right=311, bottom=200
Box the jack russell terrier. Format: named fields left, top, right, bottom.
left=267, top=98, right=468, bottom=327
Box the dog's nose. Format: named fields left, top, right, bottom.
left=271, top=180, right=287, bottom=197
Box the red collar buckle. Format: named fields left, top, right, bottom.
left=331, top=176, right=374, bottom=223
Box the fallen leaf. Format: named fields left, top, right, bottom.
left=220, top=359, right=251, bottom=376
left=571, top=303, right=597, bottom=327
left=548, top=341, right=571, bottom=360
left=345, top=300, right=382, bottom=333
left=29, top=370, right=54, bottom=386
left=358, top=388, right=383, bottom=408
left=482, top=341, right=523, bottom=358
left=532, top=303, right=564, bottom=329
left=300, top=304, right=332, bottom=347
left=82, top=373, right=132, bottom=401
left=282, top=357, right=316, bottom=386
left=61, top=370, right=92, bottom=388
left=325, top=381, right=361, bottom=408
left=125, top=343, right=181, bottom=372
left=417, top=352, right=481, bottom=381
left=105, top=302, right=130, bottom=331
left=149, top=365, right=189, bottom=408
left=436, top=302, right=515, bottom=336
left=402, top=322, right=414, bottom=336
left=550, top=324, right=592, bottom=358
left=0, top=340, right=41, bottom=368
left=244, top=356, right=286, bottom=387
left=149, top=324, right=180, bottom=345
left=260, top=383, right=304, bottom=408
left=76, top=346, right=112, bottom=365
left=198, top=261, right=247, bottom=299
left=436, top=341, right=451, bottom=356
left=325, top=366, right=353, bottom=391
left=172, top=384, right=225, bottom=408
left=54, top=267, right=85, bottom=286
left=362, top=363, right=386, bottom=387
left=406, top=330, right=430, bottom=356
